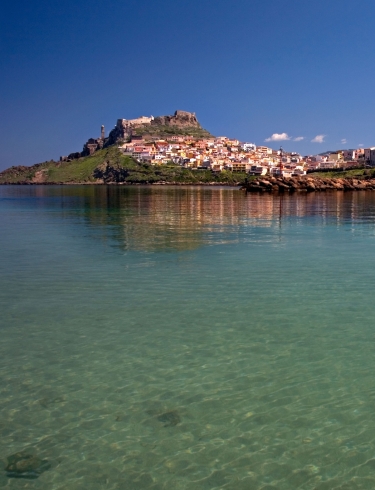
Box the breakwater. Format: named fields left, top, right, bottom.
left=242, top=175, right=375, bottom=193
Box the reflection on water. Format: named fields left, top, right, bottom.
left=62, top=186, right=375, bottom=249
left=1, top=186, right=375, bottom=489
left=3, top=185, right=375, bottom=252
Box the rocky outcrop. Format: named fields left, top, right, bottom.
left=105, top=119, right=133, bottom=147
left=151, top=110, right=200, bottom=128
left=93, top=161, right=130, bottom=183
left=61, top=138, right=105, bottom=161
left=243, top=176, right=375, bottom=193
left=81, top=137, right=104, bottom=156
left=31, top=170, right=48, bottom=183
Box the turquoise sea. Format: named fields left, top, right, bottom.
left=2, top=185, right=375, bottom=489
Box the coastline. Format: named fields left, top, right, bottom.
left=3, top=175, right=375, bottom=192
left=242, top=175, right=375, bottom=193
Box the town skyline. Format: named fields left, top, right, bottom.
left=53, top=110, right=370, bottom=181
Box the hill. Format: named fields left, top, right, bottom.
left=0, top=147, right=246, bottom=185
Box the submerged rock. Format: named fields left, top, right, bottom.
left=5, top=451, right=50, bottom=479
left=157, top=410, right=181, bottom=427
left=39, top=395, right=66, bottom=409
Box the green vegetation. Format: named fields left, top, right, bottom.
left=311, top=168, right=374, bottom=179
left=132, top=124, right=213, bottom=140
left=47, top=151, right=116, bottom=182
left=0, top=161, right=53, bottom=184
left=140, top=167, right=247, bottom=185
left=0, top=146, right=246, bottom=185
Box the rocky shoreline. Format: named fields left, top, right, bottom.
left=242, top=175, right=375, bottom=193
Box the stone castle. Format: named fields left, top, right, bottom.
left=60, top=111, right=201, bottom=162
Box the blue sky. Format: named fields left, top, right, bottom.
left=0, top=0, right=374, bottom=169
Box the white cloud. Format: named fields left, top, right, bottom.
left=294, top=136, right=304, bottom=142
left=341, top=138, right=347, bottom=145
left=265, top=133, right=290, bottom=142
left=311, top=134, right=325, bottom=143
left=359, top=144, right=363, bottom=147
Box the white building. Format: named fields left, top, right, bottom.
left=364, top=147, right=375, bottom=165
left=242, top=143, right=256, bottom=152
left=249, top=165, right=267, bottom=175
left=343, top=149, right=356, bottom=161
left=369, top=148, right=375, bottom=166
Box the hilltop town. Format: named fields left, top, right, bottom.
left=1, top=110, right=375, bottom=185
left=59, top=110, right=373, bottom=178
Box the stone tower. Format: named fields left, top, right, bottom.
left=101, top=125, right=105, bottom=140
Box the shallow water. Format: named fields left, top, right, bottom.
left=1, top=185, right=375, bottom=489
